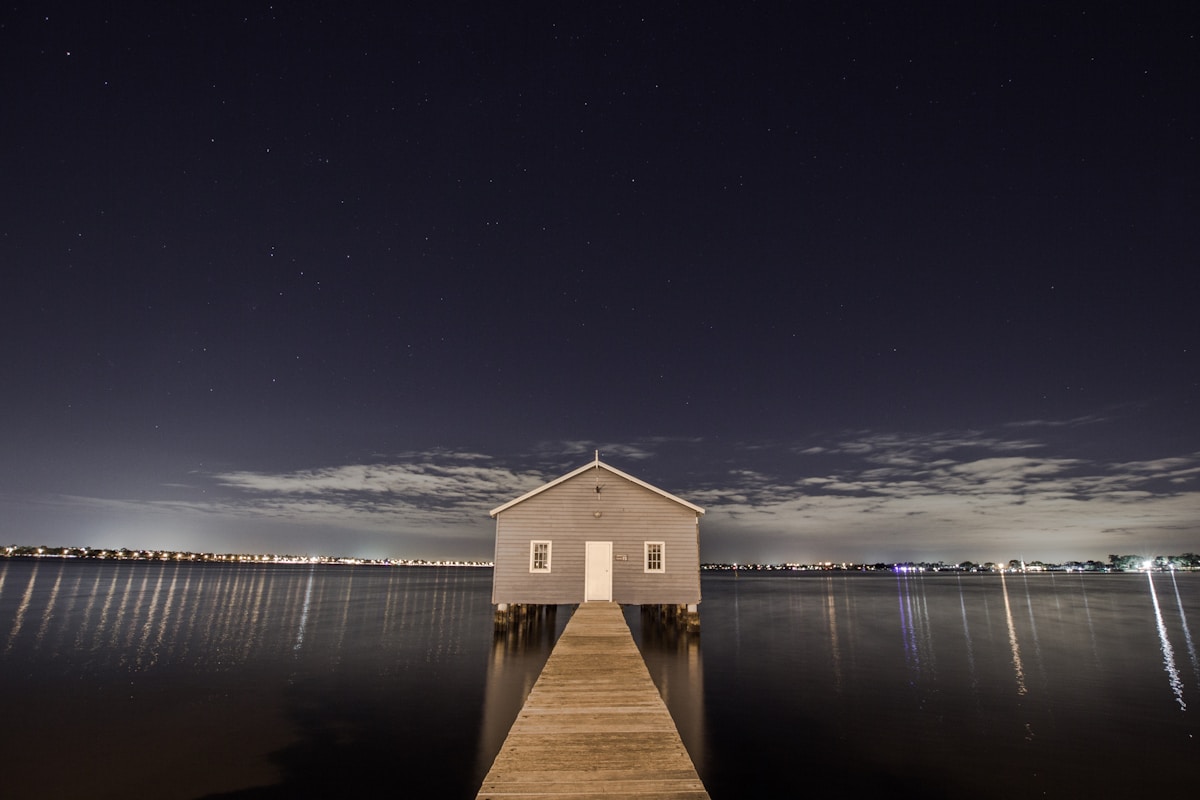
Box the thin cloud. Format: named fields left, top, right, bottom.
left=12, top=428, right=1195, bottom=563
left=1004, top=414, right=1111, bottom=428
left=697, top=431, right=1200, bottom=562
left=211, top=454, right=548, bottom=525
left=550, top=438, right=697, bottom=462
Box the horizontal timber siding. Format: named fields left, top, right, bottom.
left=492, top=467, right=701, bottom=606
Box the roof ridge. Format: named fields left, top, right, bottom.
left=489, top=460, right=705, bottom=517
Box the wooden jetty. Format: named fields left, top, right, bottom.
left=477, top=602, right=710, bottom=799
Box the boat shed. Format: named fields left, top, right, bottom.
left=489, top=456, right=704, bottom=616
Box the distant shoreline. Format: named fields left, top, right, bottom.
left=4, top=547, right=1197, bottom=574
left=0, top=547, right=490, bottom=568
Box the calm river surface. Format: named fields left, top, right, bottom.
left=1, top=560, right=1196, bottom=798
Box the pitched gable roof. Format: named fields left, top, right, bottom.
left=489, top=457, right=705, bottom=517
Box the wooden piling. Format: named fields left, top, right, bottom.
left=494, top=603, right=557, bottom=632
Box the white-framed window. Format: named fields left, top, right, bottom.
left=530, top=541, right=552, bottom=573
left=645, top=541, right=665, bottom=573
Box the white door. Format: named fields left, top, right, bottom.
left=584, top=541, right=613, bottom=601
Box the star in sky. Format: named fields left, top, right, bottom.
left=0, top=2, right=1195, bottom=561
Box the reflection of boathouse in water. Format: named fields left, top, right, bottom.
left=489, top=455, right=705, bottom=628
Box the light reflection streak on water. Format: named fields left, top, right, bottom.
left=278, top=571, right=300, bottom=655
left=104, top=563, right=135, bottom=657
left=223, top=570, right=242, bottom=656
left=1049, top=572, right=1063, bottom=617
left=337, top=570, right=355, bottom=661
left=92, top=564, right=122, bottom=652
left=117, top=569, right=147, bottom=652
left=444, top=571, right=461, bottom=658
left=135, top=566, right=167, bottom=667
left=381, top=568, right=398, bottom=639
left=1169, top=570, right=1199, bottom=681
left=147, top=564, right=181, bottom=668
left=34, top=562, right=67, bottom=653
left=439, top=575, right=454, bottom=657
left=731, top=571, right=741, bottom=662
left=957, top=575, right=976, bottom=689
left=220, top=569, right=247, bottom=657
left=202, top=568, right=230, bottom=657
left=999, top=571, right=1027, bottom=696
left=897, top=573, right=935, bottom=681
left=50, top=563, right=84, bottom=656
left=1146, top=571, right=1186, bottom=711
left=840, top=576, right=857, bottom=672
left=172, top=566, right=195, bottom=663
left=261, top=571, right=279, bottom=653
left=1078, top=572, right=1100, bottom=665
left=294, top=567, right=316, bottom=652
left=241, top=569, right=269, bottom=662
left=398, top=568, right=412, bottom=642
left=5, top=561, right=40, bottom=652
left=897, top=574, right=916, bottom=674
left=1020, top=574, right=1046, bottom=683
left=240, top=570, right=263, bottom=655
left=918, top=578, right=934, bottom=671
left=74, top=568, right=106, bottom=652
left=1, top=563, right=497, bottom=676
left=433, top=571, right=451, bottom=662
left=180, top=566, right=208, bottom=664
left=207, top=569, right=230, bottom=659
left=825, top=577, right=842, bottom=692
left=453, top=570, right=468, bottom=656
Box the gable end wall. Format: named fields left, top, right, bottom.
left=492, top=468, right=701, bottom=605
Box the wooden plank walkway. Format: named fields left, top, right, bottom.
left=477, top=602, right=710, bottom=800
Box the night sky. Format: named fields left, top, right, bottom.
left=3, top=2, right=1196, bottom=564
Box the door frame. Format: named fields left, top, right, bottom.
left=584, top=541, right=613, bottom=601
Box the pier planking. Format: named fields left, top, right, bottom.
left=477, top=602, right=709, bottom=799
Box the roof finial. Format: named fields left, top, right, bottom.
left=594, top=449, right=600, bottom=464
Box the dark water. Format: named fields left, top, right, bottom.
left=0, top=560, right=537, bottom=799
left=686, top=571, right=1200, bottom=798
left=1, top=561, right=1197, bottom=798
